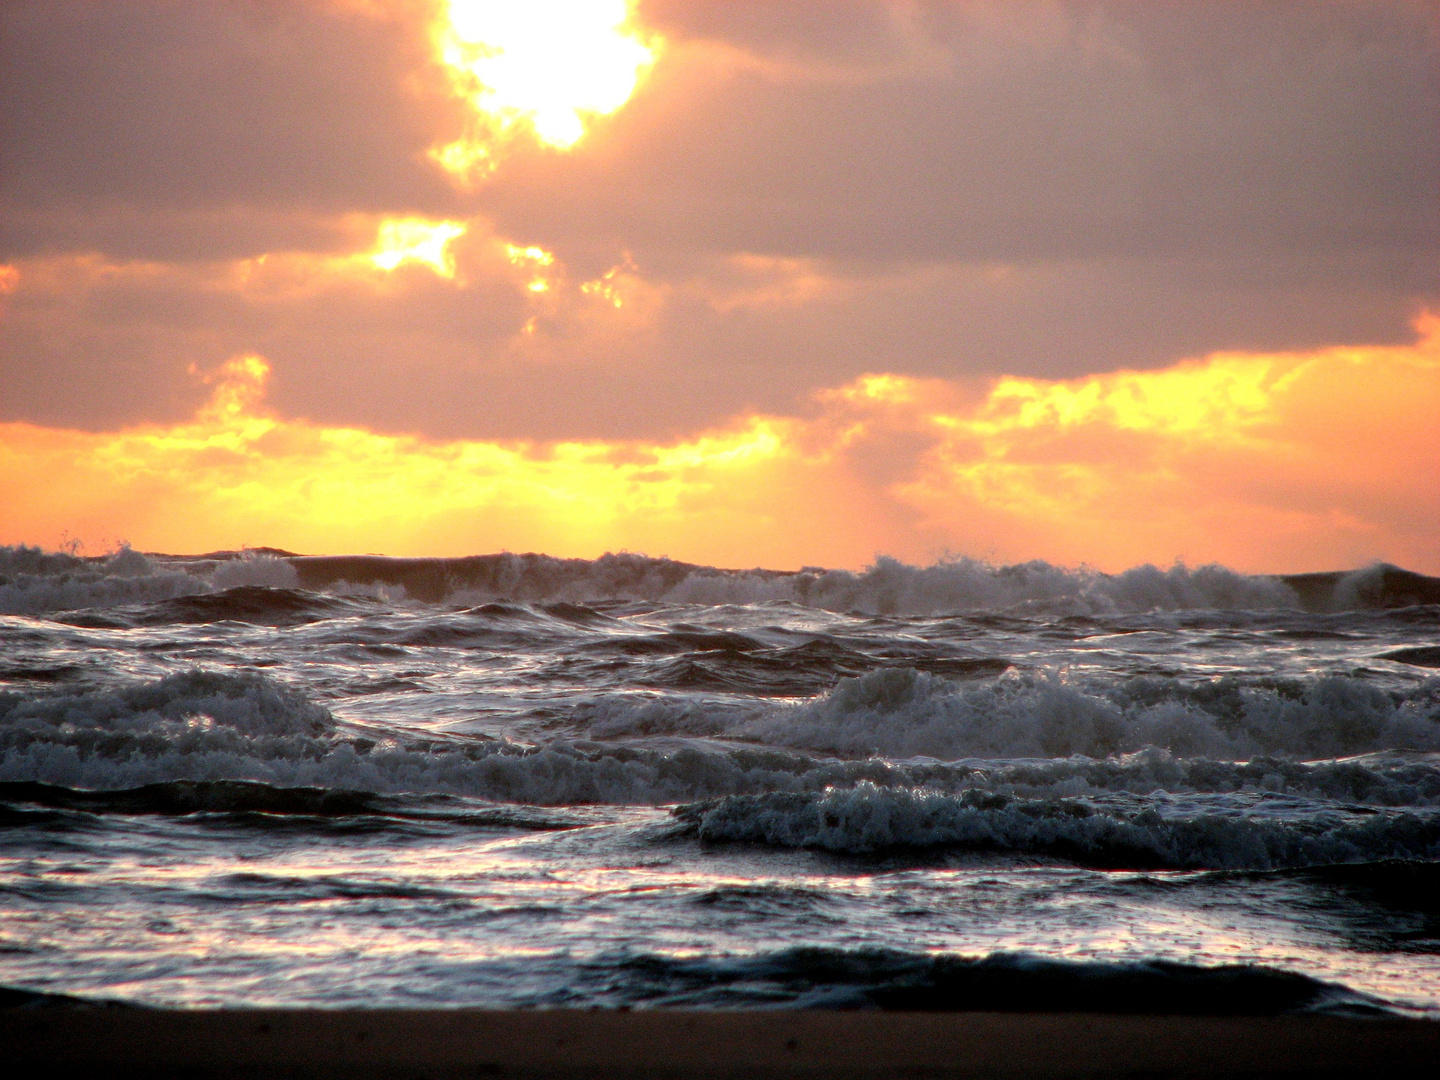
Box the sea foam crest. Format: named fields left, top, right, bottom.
left=373, top=552, right=1302, bottom=614
left=0, top=545, right=297, bottom=615
left=5, top=672, right=1440, bottom=808
left=0, top=670, right=896, bottom=801
left=7, top=545, right=1436, bottom=615
left=675, top=784, right=1440, bottom=869
left=735, top=668, right=1440, bottom=761
left=0, top=546, right=207, bottom=614
left=666, top=556, right=1300, bottom=614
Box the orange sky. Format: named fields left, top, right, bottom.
left=1, top=1, right=1437, bottom=572
left=2, top=315, right=1435, bottom=573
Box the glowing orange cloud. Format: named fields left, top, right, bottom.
left=505, top=243, right=556, bottom=293
left=430, top=0, right=659, bottom=178
left=889, top=315, right=1440, bottom=571
left=1, top=222, right=656, bottom=381
left=1, top=320, right=1437, bottom=572
left=368, top=217, right=468, bottom=277
left=0, top=355, right=836, bottom=565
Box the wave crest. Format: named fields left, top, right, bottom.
left=4, top=671, right=1440, bottom=811
left=6, top=545, right=1438, bottom=615
left=675, top=784, right=1440, bottom=869
left=735, top=668, right=1440, bottom=761
left=0, top=546, right=296, bottom=615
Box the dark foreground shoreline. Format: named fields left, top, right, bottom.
left=6, top=1009, right=1440, bottom=1078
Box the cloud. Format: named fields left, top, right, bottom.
left=1, top=0, right=1435, bottom=484
left=483, top=0, right=1440, bottom=265
left=3, top=318, right=1436, bottom=573
left=0, top=219, right=672, bottom=436
left=6, top=0, right=1434, bottom=272
left=0, top=0, right=454, bottom=226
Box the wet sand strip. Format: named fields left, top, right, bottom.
left=5, top=1008, right=1440, bottom=1078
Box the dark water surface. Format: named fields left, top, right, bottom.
left=2, top=547, right=1438, bottom=1012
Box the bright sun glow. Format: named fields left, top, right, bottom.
left=505, top=244, right=556, bottom=293
left=433, top=0, right=657, bottom=175
left=369, top=218, right=467, bottom=277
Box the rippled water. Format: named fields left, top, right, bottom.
left=2, top=547, right=1439, bottom=1013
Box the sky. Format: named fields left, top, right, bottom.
left=1, top=0, right=1437, bottom=572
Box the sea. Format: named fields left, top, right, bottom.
left=2, top=545, right=1440, bottom=1015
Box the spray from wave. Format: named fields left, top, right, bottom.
left=4, top=545, right=1438, bottom=616
left=4, top=667, right=1438, bottom=810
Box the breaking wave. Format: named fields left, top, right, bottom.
left=298, top=552, right=1303, bottom=614
left=731, top=667, right=1440, bottom=761
left=4, top=544, right=1437, bottom=616
left=0, top=669, right=895, bottom=802
left=5, top=671, right=1440, bottom=811
left=0, top=546, right=294, bottom=615
left=675, top=784, right=1440, bottom=870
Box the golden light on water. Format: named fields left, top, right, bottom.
left=432, top=0, right=658, bottom=176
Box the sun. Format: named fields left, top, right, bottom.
left=432, top=0, right=658, bottom=176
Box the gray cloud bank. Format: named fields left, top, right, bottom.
left=2, top=0, right=1436, bottom=439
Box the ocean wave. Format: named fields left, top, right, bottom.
left=0, top=669, right=873, bottom=801
left=5, top=672, right=1440, bottom=807
left=0, top=948, right=1383, bottom=1014
left=0, top=779, right=582, bottom=832
left=291, top=552, right=1440, bottom=613
left=7, top=544, right=1438, bottom=616
left=0, top=777, right=383, bottom=818
left=675, top=784, right=1440, bottom=869
left=137, top=587, right=360, bottom=627
left=0, top=547, right=209, bottom=615
left=731, top=667, right=1440, bottom=761
left=295, top=552, right=1305, bottom=614
left=1380, top=646, right=1440, bottom=668
left=0, top=546, right=295, bottom=615
left=0, top=673, right=1434, bottom=823
left=945, top=750, right=1440, bottom=807
left=579, top=946, right=1382, bottom=1013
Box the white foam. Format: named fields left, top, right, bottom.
left=574, top=695, right=756, bottom=739
left=209, top=552, right=299, bottom=590
left=677, top=783, right=1440, bottom=868
left=0, top=670, right=862, bottom=802
left=0, top=544, right=1360, bottom=616
left=444, top=553, right=1301, bottom=615
left=0, top=545, right=210, bottom=614
left=0, top=545, right=299, bottom=614
left=5, top=672, right=1440, bottom=808
left=730, top=668, right=1440, bottom=761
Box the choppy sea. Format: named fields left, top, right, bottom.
left=3, top=546, right=1440, bottom=1014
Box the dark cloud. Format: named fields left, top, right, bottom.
left=488, top=0, right=1440, bottom=265
left=3, top=243, right=1423, bottom=441
left=0, top=0, right=459, bottom=255
left=638, top=0, right=926, bottom=67
left=0, top=1, right=1436, bottom=440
